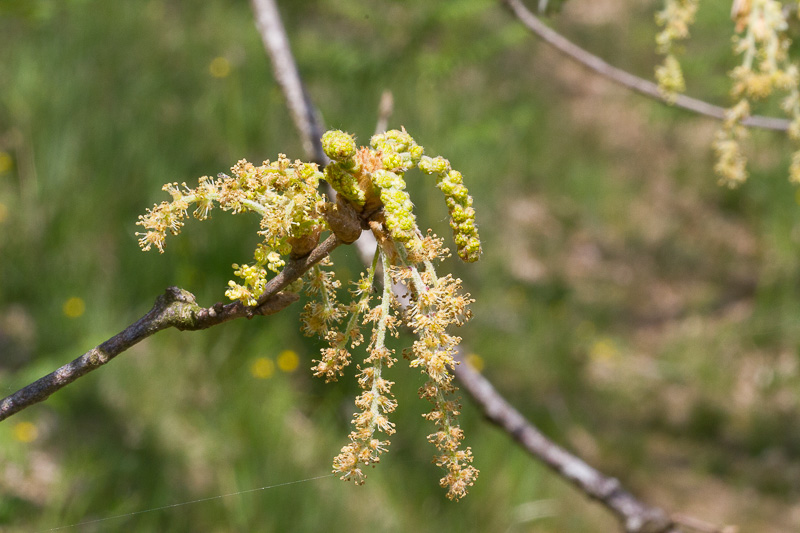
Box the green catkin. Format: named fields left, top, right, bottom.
left=419, top=157, right=481, bottom=262
left=322, top=130, right=365, bottom=205
left=372, top=169, right=417, bottom=243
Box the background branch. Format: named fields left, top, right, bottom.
left=502, top=0, right=791, bottom=131
left=251, top=0, right=327, bottom=165
left=373, top=89, right=394, bottom=136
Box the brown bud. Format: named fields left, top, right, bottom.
left=323, top=198, right=363, bottom=244
left=288, top=227, right=322, bottom=259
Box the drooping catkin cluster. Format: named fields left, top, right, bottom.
left=392, top=234, right=479, bottom=500
left=716, top=0, right=800, bottom=186
left=137, top=155, right=327, bottom=305
left=330, top=248, right=400, bottom=484
left=654, top=0, right=800, bottom=186
left=137, top=128, right=481, bottom=500
left=310, top=129, right=480, bottom=500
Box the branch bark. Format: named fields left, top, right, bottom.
left=502, top=0, right=791, bottom=131
left=0, top=234, right=342, bottom=422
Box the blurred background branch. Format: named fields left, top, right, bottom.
left=502, top=0, right=790, bottom=131
left=251, top=0, right=326, bottom=163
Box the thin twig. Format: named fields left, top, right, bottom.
left=374, top=90, right=394, bottom=136
left=502, top=0, right=791, bottom=131
left=0, top=235, right=342, bottom=422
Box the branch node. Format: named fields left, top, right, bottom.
left=599, top=476, right=622, bottom=498
left=161, top=286, right=197, bottom=305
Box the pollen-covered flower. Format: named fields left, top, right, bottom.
left=655, top=55, right=686, bottom=99
left=138, top=128, right=482, bottom=499
left=138, top=155, right=327, bottom=304
left=713, top=100, right=750, bottom=187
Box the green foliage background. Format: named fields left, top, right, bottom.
left=1, top=0, right=800, bottom=531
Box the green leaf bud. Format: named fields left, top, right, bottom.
left=371, top=129, right=423, bottom=171
left=381, top=152, right=407, bottom=172
left=322, top=130, right=357, bottom=162
left=418, top=156, right=451, bottom=175
left=324, top=164, right=365, bottom=206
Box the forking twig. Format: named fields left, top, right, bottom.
left=0, top=234, right=342, bottom=422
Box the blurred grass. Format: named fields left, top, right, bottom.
left=2, top=0, right=800, bottom=531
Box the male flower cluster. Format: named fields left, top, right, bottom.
left=654, top=0, right=800, bottom=186
left=716, top=0, right=800, bottom=186
left=137, top=128, right=482, bottom=499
